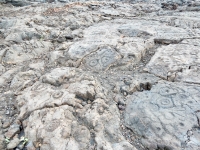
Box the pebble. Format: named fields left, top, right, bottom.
left=2, top=120, right=11, bottom=128
left=118, top=104, right=126, bottom=110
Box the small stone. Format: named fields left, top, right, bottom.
left=57, top=37, right=65, bottom=43
left=118, top=105, right=125, bottom=110
left=7, top=138, right=20, bottom=149
left=123, top=91, right=128, bottom=96
left=5, top=110, right=10, bottom=115
left=2, top=120, right=11, bottom=129
left=118, top=100, right=125, bottom=106
left=81, top=101, right=87, bottom=106
left=187, top=130, right=193, bottom=136
left=65, top=35, right=74, bottom=40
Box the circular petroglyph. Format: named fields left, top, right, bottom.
left=157, top=97, right=174, bottom=108
left=89, top=59, right=99, bottom=67
left=52, top=91, right=64, bottom=99
left=83, top=47, right=120, bottom=71
left=101, top=56, right=111, bottom=66
left=177, top=93, right=190, bottom=99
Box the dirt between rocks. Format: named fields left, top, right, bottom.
left=0, top=0, right=200, bottom=150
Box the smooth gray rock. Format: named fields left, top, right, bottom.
left=125, top=81, right=200, bottom=149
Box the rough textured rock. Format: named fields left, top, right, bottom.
left=19, top=68, right=135, bottom=150
left=145, top=42, right=200, bottom=83
left=2, top=40, right=52, bottom=65
left=0, top=0, right=200, bottom=150
left=4, top=123, right=20, bottom=139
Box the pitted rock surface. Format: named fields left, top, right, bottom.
left=19, top=67, right=135, bottom=150
left=0, top=0, right=200, bottom=150
left=145, top=42, right=200, bottom=83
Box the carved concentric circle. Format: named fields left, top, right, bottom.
left=52, top=91, right=64, bottom=99
left=175, top=93, right=190, bottom=101
left=101, top=56, right=110, bottom=64
left=89, top=59, right=99, bottom=67
left=157, top=97, right=174, bottom=108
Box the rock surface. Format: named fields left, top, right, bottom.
left=125, top=81, right=200, bottom=149
left=0, top=0, right=200, bottom=150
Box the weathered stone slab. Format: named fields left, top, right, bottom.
left=82, top=46, right=121, bottom=71
left=66, top=20, right=157, bottom=71
left=158, top=16, right=200, bottom=29
left=145, top=43, right=200, bottom=84
left=2, top=40, right=52, bottom=64
left=67, top=42, right=98, bottom=61
left=125, top=81, right=200, bottom=149
left=16, top=81, right=81, bottom=120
